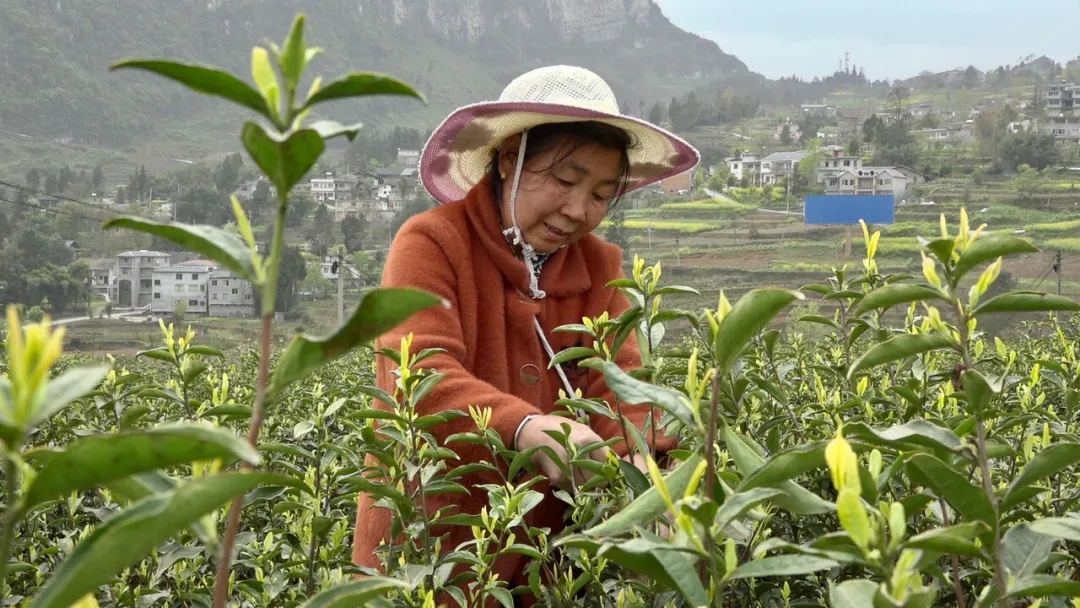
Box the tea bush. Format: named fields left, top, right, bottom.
left=4, top=15, right=1080, bottom=608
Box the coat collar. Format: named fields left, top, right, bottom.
left=463, top=176, right=592, bottom=299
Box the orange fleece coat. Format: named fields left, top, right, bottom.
left=351, top=176, right=678, bottom=597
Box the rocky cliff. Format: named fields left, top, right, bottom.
left=0, top=0, right=746, bottom=147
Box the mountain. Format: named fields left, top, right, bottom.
left=0, top=0, right=747, bottom=150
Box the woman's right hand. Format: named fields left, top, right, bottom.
left=516, top=415, right=611, bottom=491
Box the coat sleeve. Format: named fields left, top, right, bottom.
left=581, top=249, right=680, bottom=458
left=373, top=219, right=544, bottom=463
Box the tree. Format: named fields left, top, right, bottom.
left=888, top=86, right=909, bottom=115
left=847, top=137, right=861, bottom=156
left=707, top=166, right=730, bottom=191
left=795, top=139, right=826, bottom=193
left=249, top=180, right=273, bottom=223
left=264, top=245, right=307, bottom=313
left=25, top=168, right=40, bottom=190
left=213, top=153, right=244, bottom=194
left=1012, top=164, right=1043, bottom=199
left=962, top=65, right=980, bottom=89
left=115, top=186, right=126, bottom=206
left=341, top=215, right=367, bottom=253
left=287, top=190, right=316, bottom=228
left=177, top=185, right=230, bottom=225
left=604, top=207, right=629, bottom=258
left=668, top=97, right=682, bottom=126
left=999, top=131, right=1060, bottom=171
left=648, top=102, right=665, bottom=126
left=917, top=112, right=942, bottom=129
left=862, top=114, right=883, bottom=143
left=779, top=125, right=792, bottom=146
left=45, top=174, right=59, bottom=194
left=92, top=166, right=104, bottom=191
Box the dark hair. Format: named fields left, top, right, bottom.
left=489, top=121, right=634, bottom=210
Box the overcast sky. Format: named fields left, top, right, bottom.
left=655, top=0, right=1079, bottom=81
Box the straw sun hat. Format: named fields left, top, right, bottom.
left=418, top=64, right=701, bottom=206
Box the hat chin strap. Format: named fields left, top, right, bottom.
left=502, top=129, right=547, bottom=300
left=502, top=129, right=581, bottom=407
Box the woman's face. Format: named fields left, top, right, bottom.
left=498, top=134, right=623, bottom=254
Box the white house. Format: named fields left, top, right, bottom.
left=208, top=270, right=256, bottom=318
left=311, top=174, right=336, bottom=202
left=113, top=250, right=172, bottom=308
left=823, top=167, right=909, bottom=202
left=760, top=151, right=809, bottom=185
left=725, top=155, right=762, bottom=186
left=152, top=265, right=212, bottom=316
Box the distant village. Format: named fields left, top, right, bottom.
left=84, top=150, right=424, bottom=320
left=74, top=81, right=1080, bottom=321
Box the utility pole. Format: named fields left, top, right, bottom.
left=786, top=168, right=792, bottom=215
left=646, top=223, right=653, bottom=250
left=675, top=237, right=681, bottom=266
left=334, top=252, right=345, bottom=326
left=1054, top=250, right=1063, bottom=295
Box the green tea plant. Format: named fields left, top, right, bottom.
left=0, top=13, right=443, bottom=608
left=6, top=14, right=1080, bottom=608
left=553, top=210, right=1080, bottom=607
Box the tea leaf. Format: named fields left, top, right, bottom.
left=976, top=575, right=1080, bottom=607
left=844, top=420, right=963, bottom=457
left=558, top=537, right=708, bottom=606
left=725, top=426, right=835, bottom=515
left=798, top=315, right=841, bottom=331
left=1003, top=442, right=1080, bottom=510
left=973, top=292, right=1080, bottom=316
left=714, top=288, right=804, bottom=374
left=308, top=120, right=365, bottom=142
left=922, top=237, right=955, bottom=264
left=31, top=472, right=305, bottom=608
left=487, top=588, right=514, bottom=608
left=277, top=15, right=308, bottom=92
left=714, top=488, right=784, bottom=531
left=305, top=73, right=426, bottom=107
left=581, top=453, right=702, bottom=537
left=853, top=284, right=946, bottom=316
left=953, top=234, right=1038, bottom=281
left=1026, top=517, right=1080, bottom=542
left=108, top=60, right=271, bottom=120
left=960, top=368, right=994, bottom=414
left=241, top=122, right=324, bottom=196
left=736, top=441, right=827, bottom=491
left=903, top=522, right=988, bottom=558
left=549, top=347, right=600, bottom=367
left=906, top=454, right=995, bottom=528
left=727, top=555, right=839, bottom=580
left=848, top=334, right=956, bottom=379
left=268, top=288, right=444, bottom=401
left=1002, top=523, right=1056, bottom=578
left=101, top=218, right=259, bottom=284
left=577, top=360, right=696, bottom=429
left=828, top=580, right=879, bottom=608
left=20, top=425, right=260, bottom=512
left=31, top=366, right=108, bottom=430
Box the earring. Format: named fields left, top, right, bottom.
left=500, top=171, right=507, bottom=180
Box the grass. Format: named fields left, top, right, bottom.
left=1030, top=219, right=1080, bottom=234
left=1042, top=238, right=1080, bottom=253
left=607, top=220, right=722, bottom=234
left=660, top=199, right=756, bottom=213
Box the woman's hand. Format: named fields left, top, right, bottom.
left=517, top=415, right=612, bottom=491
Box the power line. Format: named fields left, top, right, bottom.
left=0, top=179, right=158, bottom=223
left=0, top=194, right=111, bottom=224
